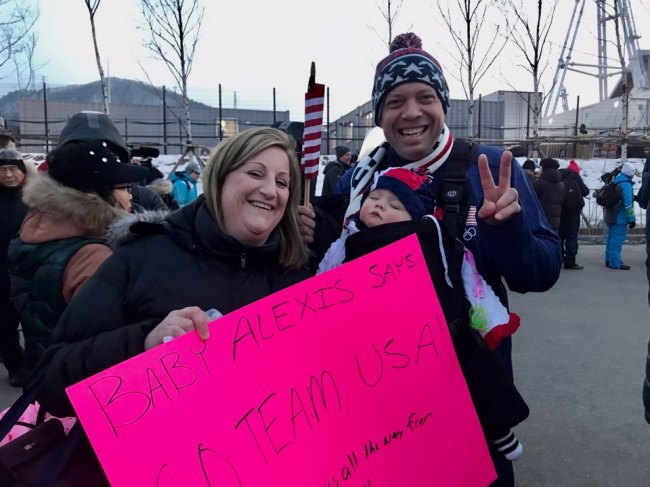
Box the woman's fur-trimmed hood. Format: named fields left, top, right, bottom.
left=107, top=209, right=170, bottom=248
left=22, top=174, right=123, bottom=236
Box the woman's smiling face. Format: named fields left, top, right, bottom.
left=219, top=146, right=290, bottom=246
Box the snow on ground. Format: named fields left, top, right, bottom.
left=514, top=156, right=647, bottom=226
left=151, top=152, right=648, bottom=226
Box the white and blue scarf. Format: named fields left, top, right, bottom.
left=343, top=124, right=454, bottom=227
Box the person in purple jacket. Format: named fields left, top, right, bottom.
left=298, top=32, right=562, bottom=486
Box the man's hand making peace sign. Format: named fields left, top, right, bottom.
left=477, top=150, right=521, bottom=224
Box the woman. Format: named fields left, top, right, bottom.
left=36, top=127, right=309, bottom=420
left=9, top=141, right=149, bottom=372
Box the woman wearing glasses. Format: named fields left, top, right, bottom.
left=8, top=140, right=148, bottom=374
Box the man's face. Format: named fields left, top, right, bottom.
left=0, top=165, right=24, bottom=188
left=189, top=170, right=200, bottom=182
left=339, top=151, right=352, bottom=165
left=380, top=82, right=445, bottom=162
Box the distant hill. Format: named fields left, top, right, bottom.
left=0, top=77, right=212, bottom=130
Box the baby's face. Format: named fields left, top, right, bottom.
left=360, top=188, right=413, bottom=227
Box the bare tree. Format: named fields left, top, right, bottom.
left=139, top=0, right=204, bottom=143
left=10, top=31, right=36, bottom=91
left=0, top=1, right=39, bottom=85
left=503, top=0, right=558, bottom=158
left=377, top=0, right=403, bottom=46
left=83, top=0, right=109, bottom=115
left=438, top=0, right=508, bottom=139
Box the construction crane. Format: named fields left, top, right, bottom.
left=544, top=0, right=648, bottom=118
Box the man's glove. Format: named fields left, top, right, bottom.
left=629, top=221, right=636, bottom=229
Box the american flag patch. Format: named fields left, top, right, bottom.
left=466, top=206, right=477, bottom=226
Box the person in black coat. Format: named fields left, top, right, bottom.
left=34, top=128, right=311, bottom=482
left=559, top=160, right=589, bottom=269
left=533, top=158, right=566, bottom=233
left=637, top=156, right=650, bottom=423
left=321, top=145, right=352, bottom=196
left=0, top=149, right=28, bottom=387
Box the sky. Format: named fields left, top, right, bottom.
left=13, top=0, right=650, bottom=122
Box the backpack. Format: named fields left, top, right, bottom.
left=562, top=179, right=585, bottom=213
left=595, top=181, right=622, bottom=208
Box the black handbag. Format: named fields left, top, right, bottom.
left=0, top=377, right=83, bottom=487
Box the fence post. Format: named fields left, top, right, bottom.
left=326, top=87, right=330, bottom=153
left=218, top=83, right=223, bottom=141
left=42, top=79, right=49, bottom=152
left=163, top=86, right=167, bottom=154
left=273, top=87, right=277, bottom=126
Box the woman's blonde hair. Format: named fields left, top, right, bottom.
left=203, top=127, right=307, bottom=270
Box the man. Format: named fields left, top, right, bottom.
left=0, top=133, right=17, bottom=150
left=638, top=157, right=649, bottom=423
left=299, top=32, right=562, bottom=486
left=0, top=148, right=28, bottom=387
left=521, top=159, right=537, bottom=181
left=636, top=157, right=649, bottom=302
left=559, top=160, right=589, bottom=269
left=604, top=162, right=636, bottom=270
left=533, top=158, right=566, bottom=234
left=170, top=160, right=201, bottom=207
left=321, top=145, right=352, bottom=196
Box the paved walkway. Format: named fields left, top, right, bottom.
left=511, top=244, right=650, bottom=486
left=0, top=244, right=648, bottom=485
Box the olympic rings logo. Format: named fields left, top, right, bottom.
left=463, top=227, right=477, bottom=241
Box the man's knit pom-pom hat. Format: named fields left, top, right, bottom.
left=372, top=32, right=450, bottom=125
left=390, top=32, right=423, bottom=50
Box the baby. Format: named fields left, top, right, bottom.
left=318, top=166, right=525, bottom=462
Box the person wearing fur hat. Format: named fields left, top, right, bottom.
left=0, top=148, right=30, bottom=387
left=299, top=32, right=561, bottom=485
left=8, top=141, right=148, bottom=373
left=604, top=162, right=637, bottom=270
left=170, top=160, right=201, bottom=207
left=321, top=145, right=353, bottom=196
left=559, top=160, right=589, bottom=269
left=532, top=158, right=566, bottom=233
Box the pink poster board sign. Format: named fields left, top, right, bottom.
left=67, top=235, right=496, bottom=486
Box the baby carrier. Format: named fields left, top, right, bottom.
left=344, top=141, right=529, bottom=444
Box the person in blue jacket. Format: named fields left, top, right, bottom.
left=604, top=162, right=636, bottom=270
left=170, top=160, right=201, bottom=206
left=298, top=32, right=562, bottom=487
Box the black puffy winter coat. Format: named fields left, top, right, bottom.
left=36, top=197, right=311, bottom=417
left=559, top=168, right=589, bottom=215
left=0, top=184, right=27, bottom=292
left=533, top=168, right=566, bottom=232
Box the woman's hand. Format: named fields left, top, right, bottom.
left=144, top=306, right=211, bottom=350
